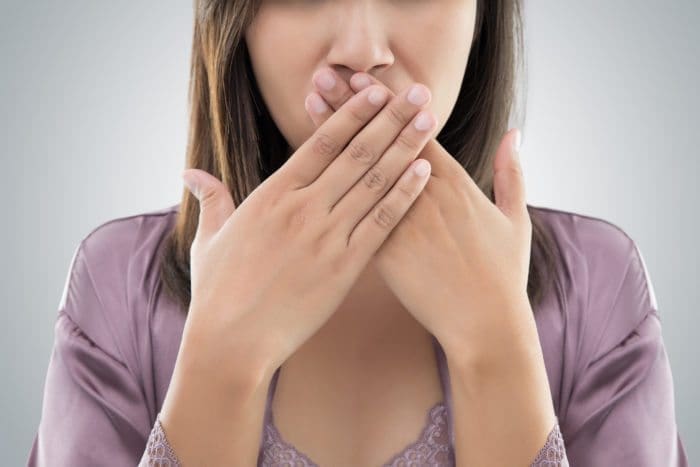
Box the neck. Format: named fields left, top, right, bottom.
left=295, top=261, right=426, bottom=363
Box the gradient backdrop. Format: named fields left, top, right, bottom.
left=1, top=1, right=697, bottom=465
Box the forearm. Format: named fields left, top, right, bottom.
left=445, top=312, right=558, bottom=467
left=141, top=328, right=276, bottom=466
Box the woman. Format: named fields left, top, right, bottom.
left=28, top=0, right=689, bottom=465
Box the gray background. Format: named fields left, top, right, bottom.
left=2, top=1, right=697, bottom=465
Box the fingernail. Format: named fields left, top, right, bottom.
left=182, top=170, right=200, bottom=200
left=315, top=70, right=336, bottom=91
left=308, top=93, right=329, bottom=113
left=512, top=128, right=522, bottom=154
left=353, top=73, right=371, bottom=90
left=407, top=84, right=430, bottom=106
left=414, top=160, right=431, bottom=177
left=414, top=111, right=435, bottom=131
left=368, top=87, right=387, bottom=106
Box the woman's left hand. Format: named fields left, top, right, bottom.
left=305, top=69, right=537, bottom=367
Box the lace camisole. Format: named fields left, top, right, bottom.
left=144, top=333, right=566, bottom=466
left=258, top=334, right=455, bottom=466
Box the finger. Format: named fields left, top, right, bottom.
left=347, top=158, right=431, bottom=260
left=331, top=105, right=438, bottom=234
left=314, top=71, right=455, bottom=181
left=306, top=68, right=377, bottom=125
left=276, top=84, right=389, bottom=190
left=310, top=69, right=474, bottom=208
left=493, top=128, right=528, bottom=220
left=346, top=72, right=481, bottom=195
left=305, top=67, right=359, bottom=128
left=314, top=82, right=432, bottom=209
left=349, top=72, right=376, bottom=93
left=311, top=68, right=356, bottom=111
left=182, top=168, right=236, bottom=241
left=304, top=91, right=334, bottom=126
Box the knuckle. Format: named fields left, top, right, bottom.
left=285, top=196, right=316, bottom=232
left=312, top=132, right=339, bottom=159
left=386, top=105, right=409, bottom=127
left=347, top=105, right=368, bottom=125
left=449, top=174, right=477, bottom=200
left=443, top=173, right=462, bottom=192
left=373, top=203, right=397, bottom=230
left=313, top=221, right=334, bottom=248
left=362, top=166, right=388, bottom=192
left=503, top=165, right=523, bottom=178
left=327, top=240, right=350, bottom=275
left=347, top=139, right=377, bottom=164
left=338, top=88, right=356, bottom=105
left=289, top=209, right=308, bottom=229
left=329, top=250, right=352, bottom=282
left=316, top=226, right=340, bottom=261
left=198, top=185, right=219, bottom=209
left=397, top=176, right=419, bottom=198
left=394, top=131, right=420, bottom=152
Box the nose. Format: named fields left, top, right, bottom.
left=323, top=3, right=394, bottom=83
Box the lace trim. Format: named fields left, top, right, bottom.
left=259, top=402, right=453, bottom=467
left=141, top=409, right=565, bottom=467
left=142, top=415, right=183, bottom=467
left=260, top=414, right=321, bottom=467
left=382, top=402, right=453, bottom=467
left=530, top=419, right=568, bottom=467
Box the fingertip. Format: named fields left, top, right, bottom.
left=511, top=127, right=522, bottom=153
left=413, top=159, right=431, bottom=178
left=182, top=169, right=201, bottom=199
left=350, top=73, right=372, bottom=91
left=306, top=92, right=329, bottom=115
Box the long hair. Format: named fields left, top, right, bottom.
left=159, top=0, right=566, bottom=316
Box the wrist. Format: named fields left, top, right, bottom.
left=178, top=314, right=279, bottom=393
left=442, top=310, right=542, bottom=378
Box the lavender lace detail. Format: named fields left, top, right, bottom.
left=530, top=419, right=568, bottom=467
left=260, top=417, right=318, bottom=467
left=138, top=408, right=564, bottom=467
left=382, top=402, right=453, bottom=467
left=140, top=415, right=183, bottom=467
left=259, top=402, right=453, bottom=467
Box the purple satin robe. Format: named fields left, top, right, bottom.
left=26, top=204, right=690, bottom=466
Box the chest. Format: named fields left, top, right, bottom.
left=264, top=331, right=449, bottom=466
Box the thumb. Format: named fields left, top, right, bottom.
left=493, top=128, right=527, bottom=219
left=182, top=168, right=236, bottom=240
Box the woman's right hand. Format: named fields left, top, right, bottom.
left=179, top=81, right=438, bottom=386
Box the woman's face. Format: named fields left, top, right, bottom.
left=244, top=0, right=477, bottom=154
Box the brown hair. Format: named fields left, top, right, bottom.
left=160, top=0, right=566, bottom=315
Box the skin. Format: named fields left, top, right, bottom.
left=244, top=0, right=477, bottom=341
left=306, top=72, right=558, bottom=466
left=244, top=1, right=558, bottom=464
left=244, top=0, right=476, bottom=151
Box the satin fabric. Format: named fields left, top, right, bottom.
left=27, top=204, right=690, bottom=466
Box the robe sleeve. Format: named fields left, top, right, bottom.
left=562, top=240, right=689, bottom=466
left=26, top=242, right=175, bottom=466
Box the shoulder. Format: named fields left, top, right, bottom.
left=66, top=203, right=180, bottom=303
left=77, top=203, right=180, bottom=263
left=528, top=205, right=657, bottom=361
left=58, top=203, right=180, bottom=360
